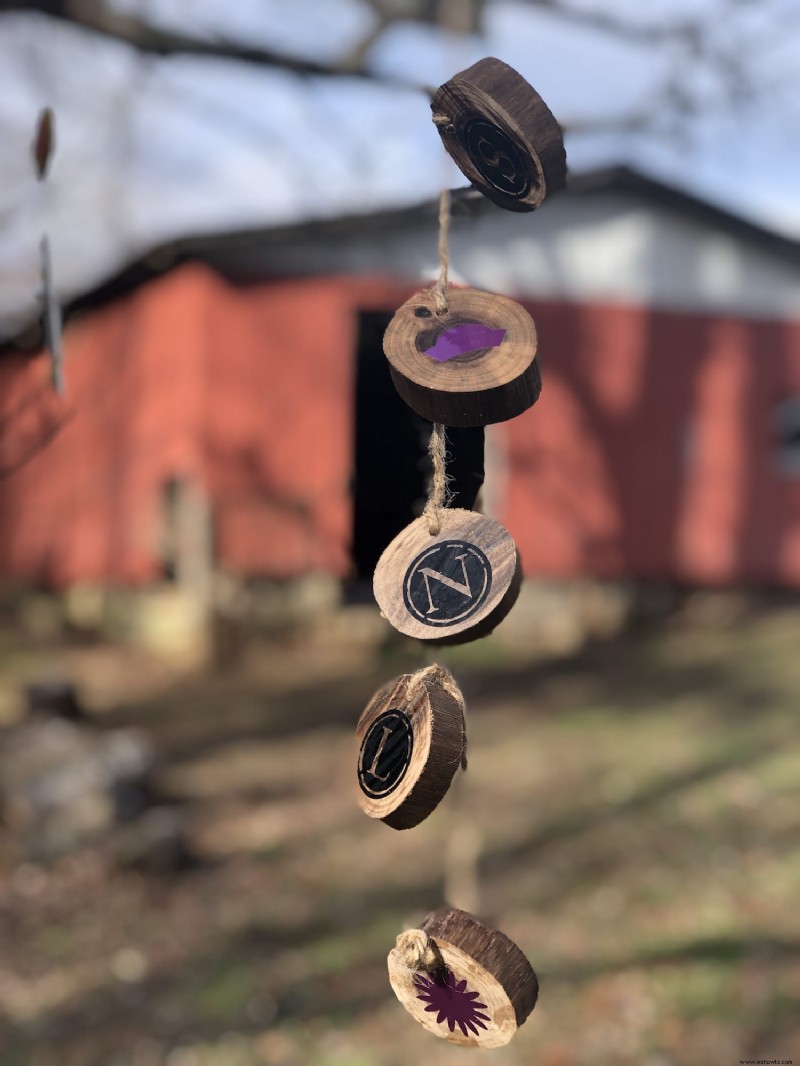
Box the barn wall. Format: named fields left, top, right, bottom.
left=0, top=267, right=405, bottom=587
left=500, top=299, right=800, bottom=585
left=2, top=267, right=800, bottom=589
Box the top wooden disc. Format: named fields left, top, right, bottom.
left=388, top=908, right=539, bottom=1048
left=384, top=287, right=540, bottom=427
left=431, top=56, right=566, bottom=213
left=373, top=509, right=521, bottom=644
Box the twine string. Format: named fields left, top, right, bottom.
left=422, top=187, right=454, bottom=535
left=431, top=187, right=451, bottom=316
left=393, top=929, right=445, bottom=974
left=422, top=422, right=453, bottom=535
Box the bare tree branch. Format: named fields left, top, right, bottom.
left=0, top=0, right=713, bottom=79
left=3, top=0, right=784, bottom=140
left=0, top=0, right=432, bottom=91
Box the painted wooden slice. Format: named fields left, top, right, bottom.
left=373, top=509, right=521, bottom=644
left=383, top=287, right=539, bottom=427
left=388, top=908, right=539, bottom=1048
left=355, top=666, right=466, bottom=830
left=431, top=56, right=566, bottom=213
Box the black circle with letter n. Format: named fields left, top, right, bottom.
left=461, top=117, right=533, bottom=199
left=358, top=710, right=414, bottom=799
left=403, top=540, right=492, bottom=627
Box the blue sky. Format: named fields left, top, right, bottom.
left=0, top=0, right=798, bottom=336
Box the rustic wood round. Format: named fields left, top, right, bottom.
left=355, top=667, right=465, bottom=830
left=383, top=287, right=539, bottom=427
left=373, top=509, right=521, bottom=644
left=431, top=56, right=566, bottom=213
left=388, top=908, right=539, bottom=1048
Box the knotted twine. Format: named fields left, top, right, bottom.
left=422, top=423, right=453, bottom=536
left=392, top=928, right=446, bottom=974
left=422, top=188, right=453, bottom=537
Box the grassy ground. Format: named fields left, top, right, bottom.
left=1, top=599, right=799, bottom=1066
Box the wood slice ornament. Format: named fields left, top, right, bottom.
left=374, top=509, right=521, bottom=644
left=388, top=909, right=539, bottom=1048
left=383, top=287, right=539, bottom=426
left=431, top=56, right=566, bottom=213
left=32, top=107, right=55, bottom=180
left=355, top=665, right=466, bottom=829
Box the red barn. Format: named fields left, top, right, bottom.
left=2, top=169, right=800, bottom=590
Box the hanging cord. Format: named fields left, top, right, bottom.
left=421, top=187, right=455, bottom=535
left=431, top=187, right=451, bottom=316
left=422, top=422, right=453, bottom=536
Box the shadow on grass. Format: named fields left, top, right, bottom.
left=7, top=613, right=798, bottom=1064
left=547, top=932, right=800, bottom=982
left=0, top=906, right=402, bottom=1063
left=7, top=901, right=800, bottom=1066
left=479, top=734, right=785, bottom=884
left=459, top=631, right=781, bottom=725
left=94, top=617, right=787, bottom=770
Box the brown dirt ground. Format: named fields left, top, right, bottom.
left=1, top=601, right=799, bottom=1066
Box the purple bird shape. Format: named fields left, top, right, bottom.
left=423, top=323, right=506, bottom=362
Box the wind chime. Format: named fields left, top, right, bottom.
left=354, top=58, right=566, bottom=1048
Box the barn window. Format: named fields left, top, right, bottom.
left=774, top=398, right=800, bottom=476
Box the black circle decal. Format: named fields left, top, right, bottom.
left=358, top=710, right=414, bottom=798
left=461, top=118, right=532, bottom=199
left=403, top=541, right=492, bottom=627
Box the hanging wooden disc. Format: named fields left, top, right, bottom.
left=32, top=107, right=56, bottom=180
left=355, top=666, right=466, bottom=830
left=431, top=56, right=566, bottom=213
left=373, top=509, right=521, bottom=644
left=383, top=287, right=539, bottom=427
left=388, top=908, right=539, bottom=1048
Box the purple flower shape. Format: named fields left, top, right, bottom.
left=413, top=969, right=491, bottom=1037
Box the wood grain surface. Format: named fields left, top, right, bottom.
left=355, top=669, right=466, bottom=829
left=384, top=287, right=539, bottom=427
left=373, top=509, right=521, bottom=644
left=388, top=907, right=539, bottom=1047
left=431, top=56, right=566, bottom=213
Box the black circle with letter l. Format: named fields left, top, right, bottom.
left=358, top=710, right=414, bottom=799
left=403, top=540, right=492, bottom=627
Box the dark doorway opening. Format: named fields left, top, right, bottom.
left=352, top=311, right=429, bottom=582
left=351, top=311, right=488, bottom=586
